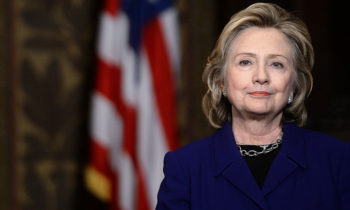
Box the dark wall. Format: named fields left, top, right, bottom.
left=309, top=0, right=350, bottom=139
left=0, top=0, right=13, bottom=209
left=179, top=0, right=350, bottom=144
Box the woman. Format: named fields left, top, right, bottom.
left=156, top=3, right=350, bottom=210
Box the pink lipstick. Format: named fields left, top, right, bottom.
left=250, top=91, right=270, bottom=97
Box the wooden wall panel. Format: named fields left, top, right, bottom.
left=9, top=0, right=101, bottom=209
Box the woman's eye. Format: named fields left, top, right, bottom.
left=272, top=62, right=284, bottom=68
left=239, top=60, right=251, bottom=66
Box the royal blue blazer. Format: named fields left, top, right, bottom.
left=156, top=122, right=350, bottom=210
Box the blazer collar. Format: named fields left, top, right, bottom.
left=278, top=122, right=307, bottom=169
left=212, top=122, right=241, bottom=176
left=262, top=122, right=307, bottom=195
left=212, top=122, right=267, bottom=208
left=212, top=121, right=307, bottom=175
left=212, top=121, right=307, bottom=208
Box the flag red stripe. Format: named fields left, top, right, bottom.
left=90, top=138, right=112, bottom=176
left=143, top=18, right=178, bottom=151
left=95, top=57, right=138, bottom=158
left=103, top=0, right=120, bottom=16
left=95, top=57, right=151, bottom=210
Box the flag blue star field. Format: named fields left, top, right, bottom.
left=85, top=0, right=180, bottom=209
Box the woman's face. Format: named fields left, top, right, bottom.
left=224, top=27, right=295, bottom=119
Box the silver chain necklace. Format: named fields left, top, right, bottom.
left=237, top=131, right=283, bottom=157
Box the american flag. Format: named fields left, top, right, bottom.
left=85, top=0, right=180, bottom=209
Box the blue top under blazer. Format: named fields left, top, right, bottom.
left=156, top=122, right=350, bottom=210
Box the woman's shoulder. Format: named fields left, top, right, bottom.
left=298, top=125, right=349, bottom=146
left=170, top=134, right=215, bottom=157
left=165, top=130, right=221, bottom=167
left=290, top=123, right=350, bottom=155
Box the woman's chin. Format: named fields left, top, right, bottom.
left=244, top=106, right=275, bottom=117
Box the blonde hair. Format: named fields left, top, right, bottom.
left=202, top=2, right=314, bottom=128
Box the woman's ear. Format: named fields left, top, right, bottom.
left=220, top=79, right=225, bottom=92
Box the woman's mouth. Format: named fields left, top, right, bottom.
left=249, top=91, right=271, bottom=97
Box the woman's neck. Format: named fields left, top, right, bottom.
left=232, top=114, right=283, bottom=145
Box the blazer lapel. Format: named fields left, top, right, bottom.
left=222, top=162, right=269, bottom=209
left=262, top=123, right=307, bottom=196
left=212, top=122, right=269, bottom=210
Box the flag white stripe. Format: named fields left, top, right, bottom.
left=137, top=50, right=169, bottom=208
left=90, top=92, right=122, bottom=148
left=114, top=150, right=136, bottom=210
left=97, top=12, right=119, bottom=64
left=159, top=8, right=181, bottom=75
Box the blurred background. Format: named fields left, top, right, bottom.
left=1, top=0, right=349, bottom=209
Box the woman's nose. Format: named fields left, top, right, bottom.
left=253, top=64, right=270, bottom=84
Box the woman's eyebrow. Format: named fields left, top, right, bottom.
left=233, top=52, right=290, bottom=61
left=233, top=52, right=256, bottom=57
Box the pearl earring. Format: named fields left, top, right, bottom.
left=288, top=95, right=293, bottom=104
left=223, top=89, right=227, bottom=97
